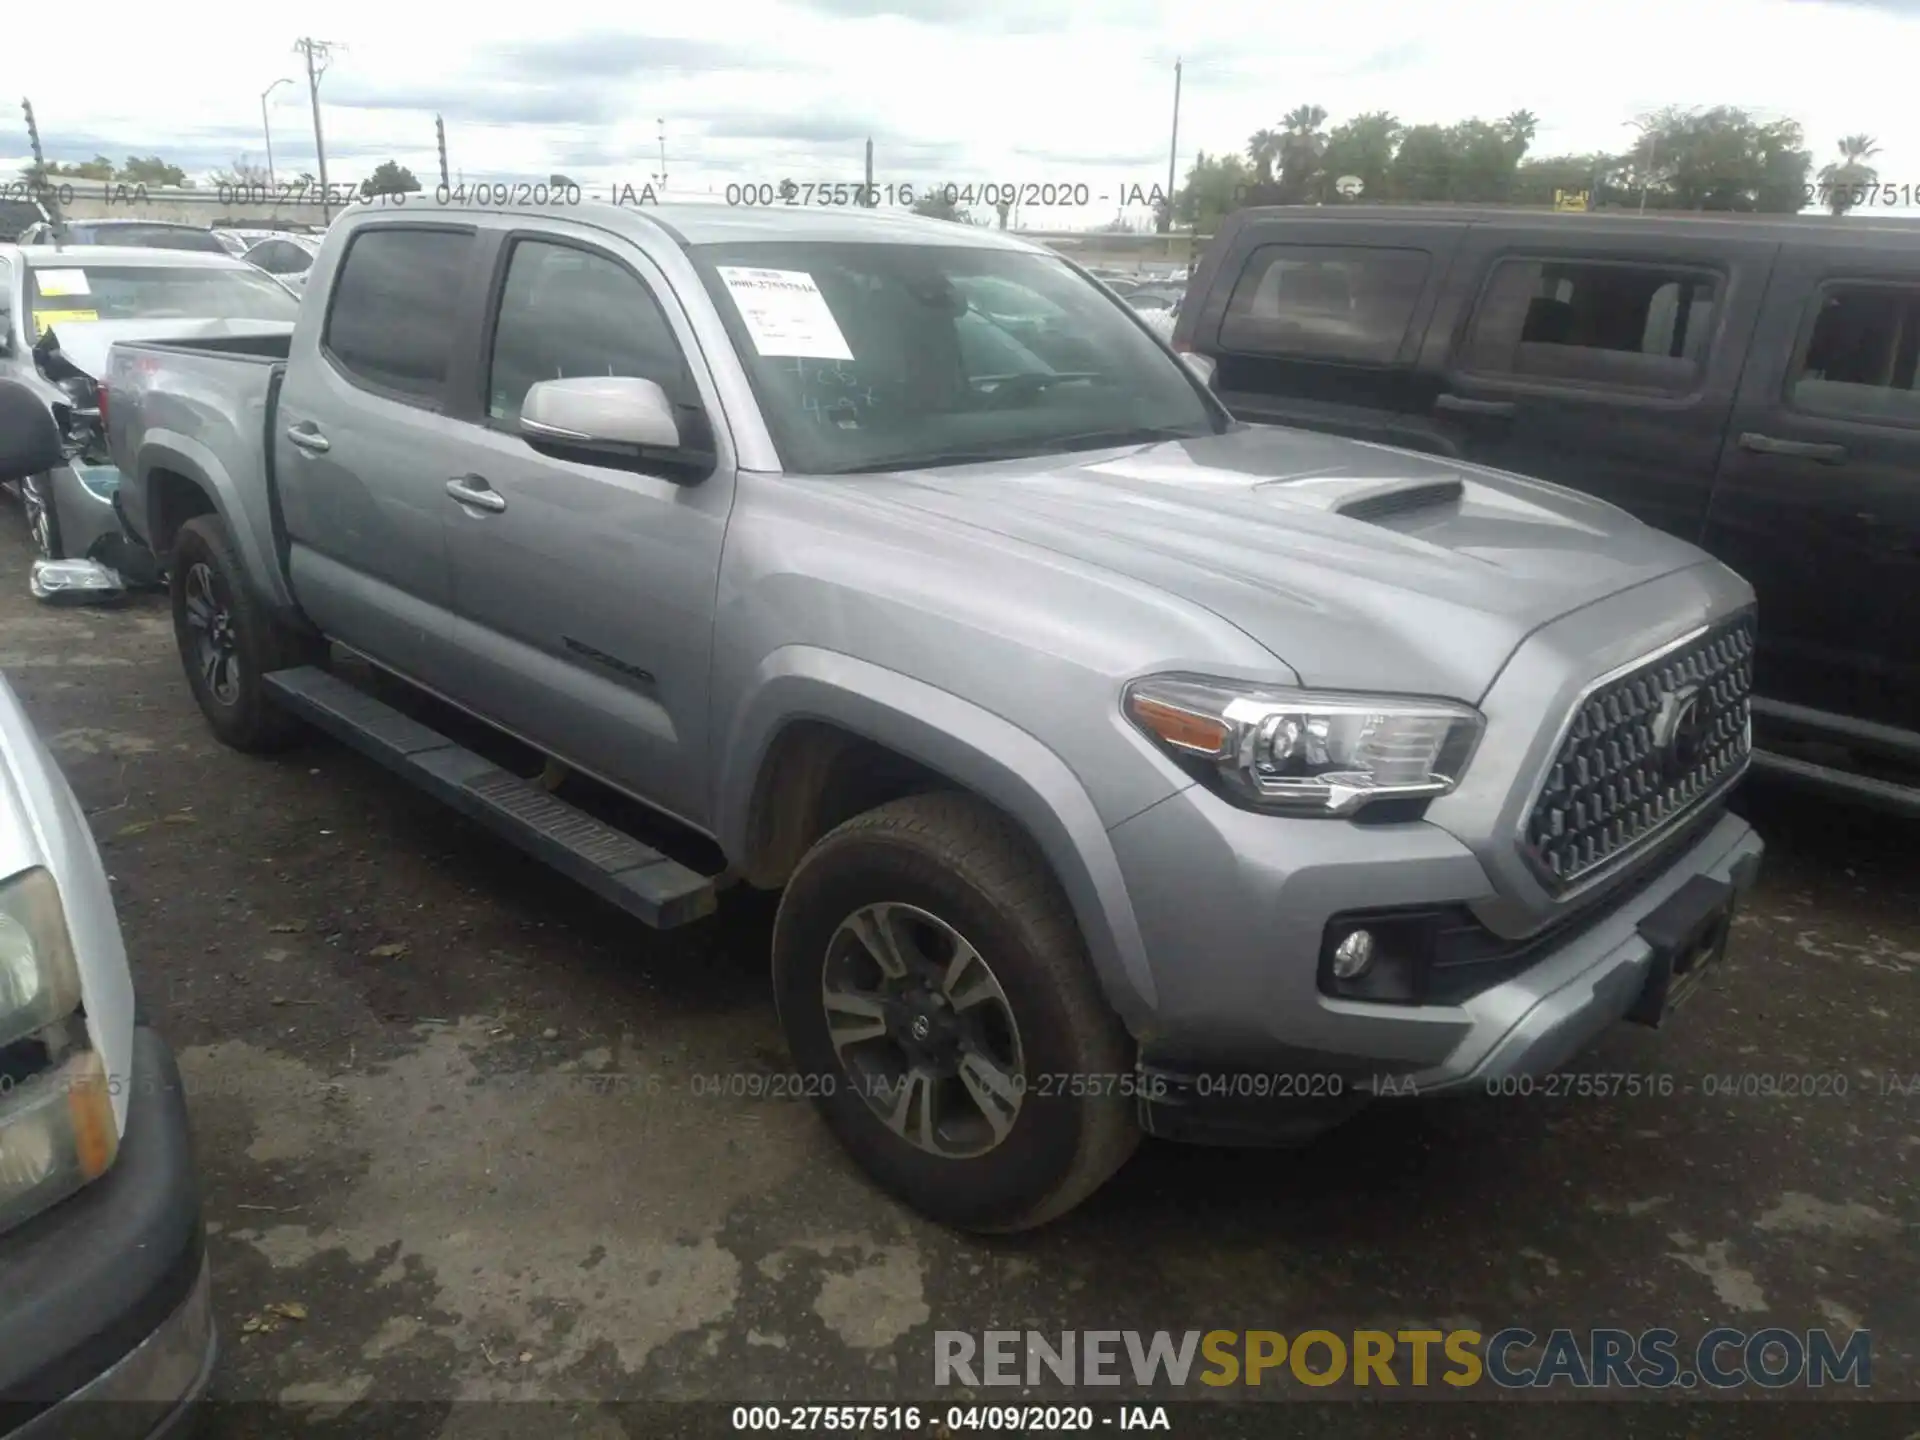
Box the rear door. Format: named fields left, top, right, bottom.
left=1704, top=240, right=1920, bottom=729
left=433, top=222, right=736, bottom=827
left=1428, top=223, right=1775, bottom=542
left=274, top=222, right=481, bottom=692
left=1184, top=215, right=1467, bottom=453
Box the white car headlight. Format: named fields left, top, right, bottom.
left=1125, top=675, right=1485, bottom=816
left=0, top=867, right=83, bottom=1052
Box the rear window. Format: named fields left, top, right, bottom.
left=1790, top=281, right=1920, bottom=425
left=71, top=224, right=229, bottom=254
left=1219, top=244, right=1431, bottom=363
left=323, top=227, right=473, bottom=402
left=25, top=263, right=299, bottom=335
left=1459, top=257, right=1718, bottom=395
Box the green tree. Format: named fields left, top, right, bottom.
left=361, top=160, right=422, bottom=197
left=1447, top=118, right=1523, bottom=201
left=119, top=154, right=190, bottom=187
left=43, top=154, right=117, bottom=181
left=1500, top=109, right=1540, bottom=159
left=212, top=156, right=272, bottom=188
left=1388, top=124, right=1454, bottom=201
left=1512, top=152, right=1623, bottom=208
left=1817, top=134, right=1881, bottom=215
left=1626, top=107, right=1811, bottom=213
left=1246, top=127, right=1284, bottom=186
left=1173, top=150, right=1251, bottom=233
left=1317, top=111, right=1400, bottom=202
left=1277, top=104, right=1329, bottom=202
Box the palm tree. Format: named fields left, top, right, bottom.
left=1247, top=128, right=1284, bottom=184
left=1277, top=104, right=1329, bottom=201
left=1818, top=134, right=1881, bottom=215
left=1501, top=109, right=1540, bottom=158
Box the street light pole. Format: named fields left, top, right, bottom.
left=1163, top=58, right=1182, bottom=235
left=261, top=78, right=292, bottom=191
left=294, top=38, right=338, bottom=221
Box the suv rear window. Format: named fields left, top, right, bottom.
left=324, top=227, right=473, bottom=402
left=1218, top=244, right=1431, bottom=363
left=1459, top=257, right=1718, bottom=395
left=1790, top=282, right=1920, bottom=425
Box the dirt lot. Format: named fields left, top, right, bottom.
left=1, top=516, right=1915, bottom=1433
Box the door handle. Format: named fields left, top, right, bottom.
left=1433, top=394, right=1517, bottom=418
left=445, top=476, right=507, bottom=513
left=284, top=424, right=330, bottom=453
left=1737, top=432, right=1847, bottom=464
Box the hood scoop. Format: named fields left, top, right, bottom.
left=1253, top=471, right=1467, bottom=524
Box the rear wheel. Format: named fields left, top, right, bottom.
left=170, top=515, right=313, bottom=752
left=774, top=793, right=1139, bottom=1231
left=20, top=473, right=62, bottom=560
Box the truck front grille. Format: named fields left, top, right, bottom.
left=1522, top=613, right=1755, bottom=891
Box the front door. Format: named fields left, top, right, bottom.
left=1428, top=224, right=1775, bottom=543
left=435, top=227, right=734, bottom=828
left=1704, top=244, right=1920, bottom=730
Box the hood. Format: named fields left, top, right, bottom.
left=34, top=318, right=296, bottom=381
left=842, top=426, right=1711, bottom=700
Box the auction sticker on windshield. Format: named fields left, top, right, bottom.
left=34, top=269, right=92, bottom=297
left=717, top=267, right=854, bottom=360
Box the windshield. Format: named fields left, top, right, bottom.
left=691, top=241, right=1223, bottom=474
left=26, top=263, right=300, bottom=333
left=68, top=224, right=229, bottom=253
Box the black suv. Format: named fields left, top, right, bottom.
left=1175, top=206, right=1920, bottom=814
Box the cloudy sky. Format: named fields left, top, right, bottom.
left=5, top=0, right=1917, bottom=225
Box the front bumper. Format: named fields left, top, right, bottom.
left=0, top=1028, right=215, bottom=1440
left=1110, top=781, right=1763, bottom=1145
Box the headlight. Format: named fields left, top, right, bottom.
left=1124, top=675, right=1484, bottom=815
left=0, top=868, right=83, bottom=1052
left=0, top=1050, right=118, bottom=1232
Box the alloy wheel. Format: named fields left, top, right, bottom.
left=182, top=562, right=242, bottom=705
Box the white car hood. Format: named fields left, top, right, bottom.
left=0, top=675, right=134, bottom=1134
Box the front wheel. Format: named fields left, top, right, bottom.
left=169, top=516, right=312, bottom=752
left=774, top=793, right=1139, bottom=1231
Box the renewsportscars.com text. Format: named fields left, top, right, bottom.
left=933, top=1327, right=1871, bottom=1390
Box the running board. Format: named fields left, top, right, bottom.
left=262, top=666, right=719, bottom=928
left=1751, top=749, right=1920, bottom=819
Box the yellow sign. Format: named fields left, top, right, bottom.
left=32, top=308, right=100, bottom=337
left=1553, top=189, right=1590, bottom=212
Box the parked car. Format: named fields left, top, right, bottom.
left=1125, top=285, right=1185, bottom=316
left=1175, top=206, right=1920, bottom=815
left=17, top=220, right=228, bottom=255
left=241, top=234, right=321, bottom=288
left=0, top=379, right=215, bottom=1435
left=0, top=244, right=299, bottom=562
left=110, top=203, right=1763, bottom=1231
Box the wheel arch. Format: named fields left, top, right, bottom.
left=715, top=646, right=1159, bottom=1030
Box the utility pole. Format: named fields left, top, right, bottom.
left=1162, top=59, right=1181, bottom=235
left=656, top=118, right=668, bottom=192
left=294, top=38, right=337, bottom=221
left=864, top=137, right=874, bottom=206
left=435, top=114, right=449, bottom=189
left=21, top=98, right=68, bottom=242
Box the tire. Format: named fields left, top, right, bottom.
left=20, top=472, right=63, bottom=560
left=169, top=515, right=312, bottom=753
left=774, top=792, right=1139, bottom=1231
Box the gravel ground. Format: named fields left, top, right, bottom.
left=1, top=513, right=1914, bottom=1436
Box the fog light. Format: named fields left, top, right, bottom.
left=1332, top=929, right=1376, bottom=980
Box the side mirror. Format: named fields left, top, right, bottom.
left=522, top=375, right=680, bottom=450
left=0, top=379, right=63, bottom=485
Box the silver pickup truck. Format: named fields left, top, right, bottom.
left=107, top=201, right=1763, bottom=1231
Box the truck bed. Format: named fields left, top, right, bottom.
left=106, top=334, right=292, bottom=607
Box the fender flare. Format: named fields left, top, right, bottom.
left=714, top=646, right=1160, bottom=1029
left=135, top=430, right=294, bottom=611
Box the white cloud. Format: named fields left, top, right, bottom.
left=4, top=0, right=1915, bottom=222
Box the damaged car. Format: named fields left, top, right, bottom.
left=0, top=244, right=299, bottom=568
